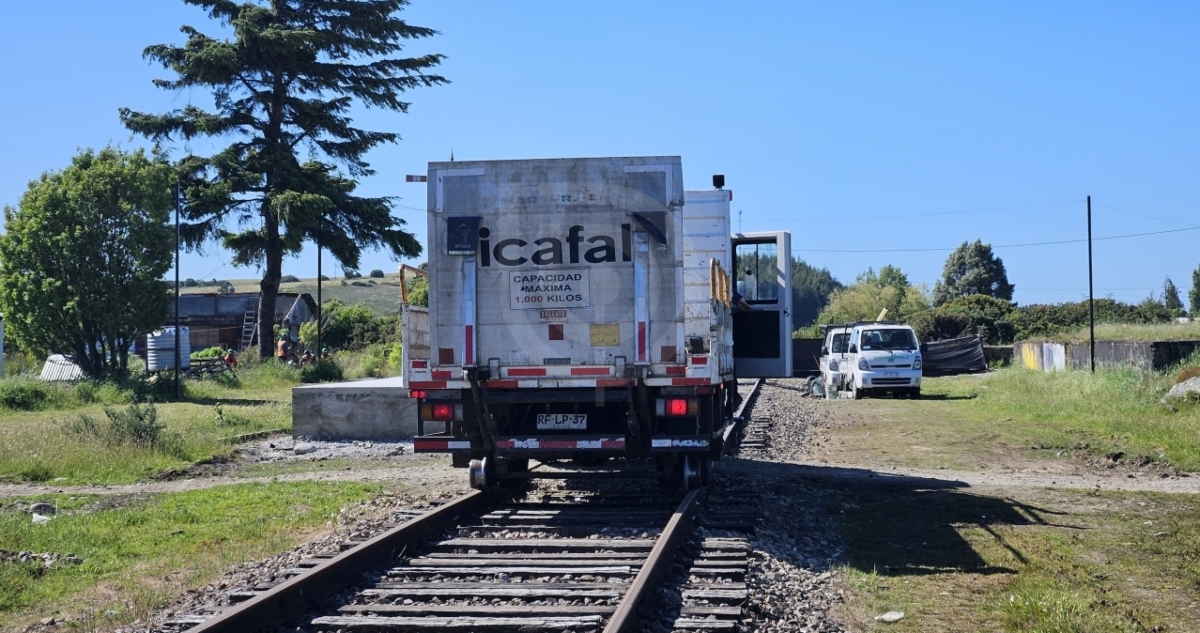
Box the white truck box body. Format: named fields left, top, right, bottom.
left=417, top=156, right=706, bottom=386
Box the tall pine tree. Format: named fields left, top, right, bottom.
left=121, top=0, right=446, bottom=358
left=1191, top=264, right=1200, bottom=319
left=933, top=239, right=1014, bottom=306
left=1163, top=276, right=1184, bottom=318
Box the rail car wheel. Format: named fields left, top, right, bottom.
left=469, top=457, right=495, bottom=490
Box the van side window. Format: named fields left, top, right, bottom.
left=831, top=333, right=848, bottom=353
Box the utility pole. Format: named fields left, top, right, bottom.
left=1087, top=195, right=1095, bottom=373
left=316, top=218, right=322, bottom=360
left=174, top=181, right=182, bottom=399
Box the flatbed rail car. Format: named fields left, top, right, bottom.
left=402, top=156, right=791, bottom=489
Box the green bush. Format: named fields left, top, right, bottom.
left=1011, top=298, right=1173, bottom=341
left=301, top=360, right=344, bottom=383
left=369, top=269, right=385, bottom=278
left=106, top=403, right=164, bottom=446
left=0, top=379, right=53, bottom=411
left=299, top=300, right=398, bottom=352
left=191, top=346, right=226, bottom=359
left=68, top=402, right=186, bottom=458
left=280, top=274, right=300, bottom=283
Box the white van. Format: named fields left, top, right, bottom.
left=845, top=322, right=922, bottom=399
left=819, top=325, right=853, bottom=393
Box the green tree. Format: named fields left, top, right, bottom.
left=0, top=147, right=174, bottom=378
left=121, top=0, right=446, bottom=359
left=791, top=258, right=842, bottom=328
left=815, top=266, right=930, bottom=325
left=1163, top=276, right=1185, bottom=318
left=1192, top=264, right=1200, bottom=318
left=932, top=240, right=1014, bottom=306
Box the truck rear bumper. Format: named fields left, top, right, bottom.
left=414, top=434, right=718, bottom=456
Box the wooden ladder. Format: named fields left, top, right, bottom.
left=239, top=301, right=259, bottom=351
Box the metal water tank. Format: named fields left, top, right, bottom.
left=146, top=327, right=191, bottom=372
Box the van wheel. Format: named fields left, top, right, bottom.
left=910, top=388, right=921, bottom=400
left=850, top=382, right=863, bottom=400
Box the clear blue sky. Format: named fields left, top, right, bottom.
left=2, top=1, right=1198, bottom=308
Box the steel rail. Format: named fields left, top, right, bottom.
left=186, top=488, right=500, bottom=633
left=602, top=487, right=705, bottom=633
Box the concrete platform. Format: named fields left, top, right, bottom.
left=292, top=377, right=417, bottom=441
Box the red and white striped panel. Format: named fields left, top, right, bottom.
left=486, top=378, right=632, bottom=389
left=494, top=437, right=626, bottom=450
left=501, top=366, right=615, bottom=379
left=413, top=438, right=473, bottom=452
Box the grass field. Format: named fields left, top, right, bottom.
left=0, top=481, right=382, bottom=624
left=1058, top=320, right=1200, bottom=343
left=812, top=361, right=1200, bottom=631
left=824, top=363, right=1200, bottom=473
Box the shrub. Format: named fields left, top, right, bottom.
left=106, top=402, right=165, bottom=446
left=280, top=274, right=300, bottom=283
left=299, top=300, right=398, bottom=351
left=0, top=379, right=52, bottom=411
left=301, top=360, right=344, bottom=383
left=191, top=346, right=226, bottom=359
left=369, top=269, right=385, bottom=278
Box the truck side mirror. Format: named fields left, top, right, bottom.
left=848, top=344, right=857, bottom=353
left=820, top=346, right=828, bottom=356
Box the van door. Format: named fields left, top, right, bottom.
left=732, top=231, right=792, bottom=377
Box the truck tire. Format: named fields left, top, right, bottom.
left=850, top=382, right=863, bottom=400
left=910, top=388, right=921, bottom=400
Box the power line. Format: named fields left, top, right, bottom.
left=1093, top=202, right=1200, bottom=228
left=744, top=199, right=1081, bottom=224
left=793, top=225, right=1200, bottom=253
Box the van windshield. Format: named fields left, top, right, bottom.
left=859, top=329, right=917, bottom=352
left=831, top=333, right=850, bottom=354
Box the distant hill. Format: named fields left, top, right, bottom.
left=180, top=272, right=406, bottom=315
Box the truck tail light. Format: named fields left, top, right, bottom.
left=420, top=402, right=456, bottom=421
left=656, top=397, right=699, bottom=417
left=409, top=390, right=427, bottom=400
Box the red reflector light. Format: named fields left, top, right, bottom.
left=431, top=404, right=454, bottom=420
left=411, top=359, right=428, bottom=369
left=666, top=398, right=688, bottom=416
left=409, top=389, right=427, bottom=400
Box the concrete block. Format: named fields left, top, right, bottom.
left=292, top=377, right=417, bottom=441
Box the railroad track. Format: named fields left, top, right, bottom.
left=169, top=381, right=766, bottom=633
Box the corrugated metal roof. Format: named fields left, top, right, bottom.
left=40, top=354, right=84, bottom=382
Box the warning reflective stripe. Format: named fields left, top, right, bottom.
left=507, top=367, right=547, bottom=377
left=431, top=370, right=453, bottom=379
left=495, top=438, right=626, bottom=450
left=637, top=322, right=647, bottom=361
left=652, top=438, right=709, bottom=448
left=408, top=381, right=447, bottom=389
left=413, top=439, right=473, bottom=451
